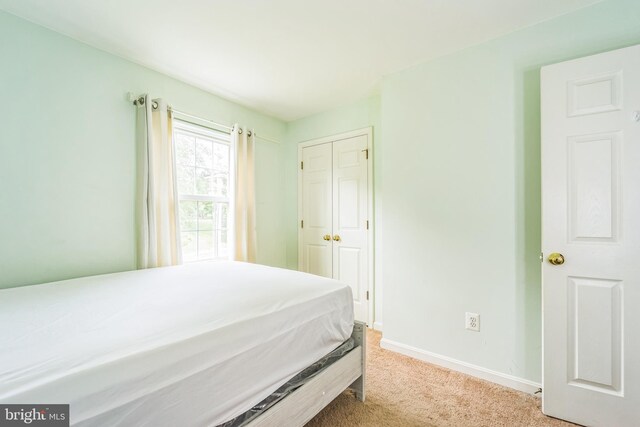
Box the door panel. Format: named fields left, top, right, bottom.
left=301, top=143, right=332, bottom=278
left=337, top=246, right=361, bottom=299
left=541, top=44, right=640, bottom=426
left=568, top=132, right=620, bottom=242
left=567, top=277, right=622, bottom=394
left=332, top=135, right=369, bottom=322
left=338, top=178, right=359, bottom=228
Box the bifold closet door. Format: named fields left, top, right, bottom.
left=300, top=134, right=370, bottom=323
left=300, top=143, right=333, bottom=278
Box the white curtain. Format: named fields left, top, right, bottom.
left=135, top=95, right=181, bottom=268
left=231, top=125, right=257, bottom=263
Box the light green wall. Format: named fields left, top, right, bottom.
left=0, top=11, right=287, bottom=289
left=380, top=0, right=640, bottom=383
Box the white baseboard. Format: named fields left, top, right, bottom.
left=373, top=321, right=383, bottom=331
left=380, top=338, right=541, bottom=395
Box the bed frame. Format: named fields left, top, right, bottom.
left=246, top=321, right=366, bottom=426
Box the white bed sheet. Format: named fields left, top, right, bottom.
left=0, top=261, right=354, bottom=426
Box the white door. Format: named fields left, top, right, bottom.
left=332, top=135, right=369, bottom=322
left=541, top=45, right=640, bottom=426
left=299, top=131, right=372, bottom=324
left=301, top=143, right=333, bottom=278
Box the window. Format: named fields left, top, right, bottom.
left=173, top=120, right=231, bottom=262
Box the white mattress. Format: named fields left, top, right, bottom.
left=0, top=261, right=354, bottom=426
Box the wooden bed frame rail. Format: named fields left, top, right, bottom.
left=246, top=321, right=366, bottom=426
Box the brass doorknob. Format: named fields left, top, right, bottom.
left=548, top=253, right=565, bottom=265
left=333, top=235, right=341, bottom=242
left=323, top=234, right=331, bottom=241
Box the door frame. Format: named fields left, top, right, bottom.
left=297, top=127, right=374, bottom=327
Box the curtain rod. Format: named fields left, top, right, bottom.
left=251, top=133, right=281, bottom=145
left=172, top=108, right=281, bottom=144
left=132, top=95, right=280, bottom=144
left=169, top=108, right=234, bottom=134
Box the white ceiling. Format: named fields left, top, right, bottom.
left=0, top=0, right=601, bottom=121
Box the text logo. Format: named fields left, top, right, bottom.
left=0, top=405, right=69, bottom=427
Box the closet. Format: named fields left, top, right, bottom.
left=298, top=128, right=373, bottom=324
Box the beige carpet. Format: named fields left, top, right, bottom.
left=306, top=330, right=575, bottom=427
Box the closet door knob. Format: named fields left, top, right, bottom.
left=333, top=235, right=341, bottom=242
left=323, top=234, right=331, bottom=241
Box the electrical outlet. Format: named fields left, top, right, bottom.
left=465, top=312, right=480, bottom=332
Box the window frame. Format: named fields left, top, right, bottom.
left=173, top=118, right=233, bottom=262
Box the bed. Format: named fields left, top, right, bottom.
left=0, top=261, right=365, bottom=426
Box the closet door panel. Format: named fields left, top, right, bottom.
left=301, top=143, right=333, bottom=278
